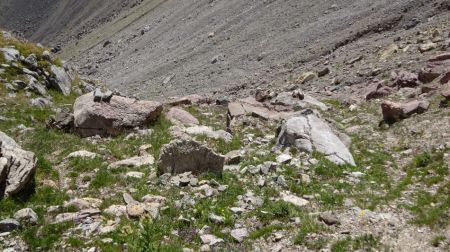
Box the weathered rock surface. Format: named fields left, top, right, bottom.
left=276, top=110, right=355, bottom=166
left=381, top=100, right=430, bottom=123
left=52, top=208, right=101, bottom=224
left=166, top=107, right=199, bottom=125
left=46, top=111, right=74, bottom=132
left=0, top=131, right=37, bottom=198
left=73, top=92, right=163, bottom=137
left=0, top=218, right=21, bottom=232
left=158, top=140, right=225, bottom=175
left=419, top=53, right=450, bottom=84
left=14, top=208, right=38, bottom=224
left=109, top=154, right=154, bottom=169
left=50, top=65, right=72, bottom=96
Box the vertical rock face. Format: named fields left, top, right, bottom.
left=73, top=92, right=163, bottom=137
left=0, top=131, right=37, bottom=198
left=277, top=110, right=355, bottom=166
left=157, top=140, right=225, bottom=175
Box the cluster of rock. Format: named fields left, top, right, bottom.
left=364, top=52, right=450, bottom=123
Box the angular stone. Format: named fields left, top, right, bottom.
left=14, top=208, right=38, bottom=224
left=319, top=212, right=340, bottom=225
left=0, top=48, right=20, bottom=62
left=166, top=107, right=199, bottom=125
left=52, top=208, right=101, bottom=224
left=50, top=65, right=72, bottom=96
left=0, top=219, right=20, bottom=232
left=158, top=140, right=224, bottom=176
left=281, top=192, right=309, bottom=207
left=109, top=155, right=154, bottom=169
left=74, top=92, right=162, bottom=137
left=0, top=131, right=37, bottom=197
left=381, top=100, right=429, bottom=123
left=230, top=228, right=249, bottom=243
left=47, top=111, right=74, bottom=132
left=276, top=110, right=355, bottom=166
left=227, top=102, right=245, bottom=118
left=365, top=81, right=394, bottom=100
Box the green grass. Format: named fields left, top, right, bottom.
left=331, top=234, right=380, bottom=252
left=249, top=224, right=285, bottom=239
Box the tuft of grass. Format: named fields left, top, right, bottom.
left=130, top=220, right=182, bottom=252
left=249, top=224, right=285, bottom=240
left=331, top=234, right=380, bottom=252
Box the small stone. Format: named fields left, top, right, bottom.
left=14, top=208, right=38, bottom=224
left=208, top=213, right=225, bottom=224
left=276, top=154, right=292, bottom=164
left=200, top=234, right=224, bottom=246
left=0, top=219, right=21, bottom=232
left=419, top=42, right=437, bottom=53
left=296, top=72, right=317, bottom=84
left=126, top=172, right=145, bottom=179
left=230, top=228, right=249, bottom=243
left=319, top=212, right=340, bottom=225
left=281, top=192, right=309, bottom=207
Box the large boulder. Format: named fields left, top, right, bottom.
left=157, top=140, right=225, bottom=175
left=276, top=110, right=355, bottom=166
left=50, top=65, right=72, bottom=96
left=0, top=48, right=20, bottom=62
left=73, top=92, right=163, bottom=137
left=0, top=131, right=37, bottom=198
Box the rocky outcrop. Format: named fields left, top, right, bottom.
left=158, top=140, right=225, bottom=175
left=73, top=92, right=163, bottom=137
left=276, top=110, right=355, bottom=166
left=0, top=131, right=37, bottom=198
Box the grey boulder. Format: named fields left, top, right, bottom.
left=50, top=65, right=72, bottom=96
left=73, top=92, right=163, bottom=137
left=158, top=140, right=225, bottom=175
left=277, top=110, right=355, bottom=166
left=0, top=131, right=37, bottom=198
left=0, top=218, right=21, bottom=232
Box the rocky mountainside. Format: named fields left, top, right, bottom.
left=0, top=1, right=449, bottom=252
left=1, top=0, right=449, bottom=100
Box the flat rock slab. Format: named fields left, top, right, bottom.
left=74, top=92, right=163, bottom=137
left=50, top=65, right=72, bottom=96
left=277, top=110, right=355, bottom=166
left=166, top=107, right=199, bottom=125
left=158, top=140, right=224, bottom=175
left=109, top=155, right=154, bottom=169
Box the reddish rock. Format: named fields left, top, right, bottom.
left=365, top=81, right=394, bottom=100
left=227, top=102, right=245, bottom=118
left=381, top=100, right=429, bottom=123
left=428, top=53, right=450, bottom=62
left=166, top=107, right=199, bottom=125
left=391, top=70, right=419, bottom=87
left=74, top=92, right=162, bottom=137
left=419, top=56, right=450, bottom=83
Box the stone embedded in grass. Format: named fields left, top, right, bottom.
left=184, top=125, right=232, bottom=142
left=381, top=100, right=429, bottom=123
left=66, top=150, right=98, bottom=160
left=52, top=208, right=101, bottom=224
left=157, top=140, right=225, bottom=176
left=73, top=92, right=162, bottom=137
left=14, top=208, right=38, bottom=225
left=109, top=155, right=155, bottom=169
left=280, top=191, right=309, bottom=208
left=0, top=218, right=21, bottom=232
left=276, top=110, right=355, bottom=166
left=166, top=107, right=199, bottom=125
left=0, top=131, right=37, bottom=198
left=230, top=228, right=249, bottom=243
left=50, top=65, right=72, bottom=96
